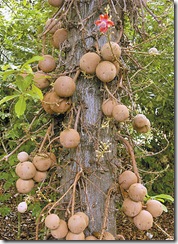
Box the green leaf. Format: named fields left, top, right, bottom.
left=1, top=64, right=11, bottom=71
left=15, top=96, right=26, bottom=117
left=15, top=75, right=25, bottom=92
left=161, top=203, right=168, bottom=212
left=1, top=69, right=18, bottom=81
left=16, top=74, right=33, bottom=92
left=153, top=194, right=174, bottom=202
left=0, top=95, right=19, bottom=106
left=22, top=56, right=44, bottom=68
left=31, top=84, right=43, bottom=101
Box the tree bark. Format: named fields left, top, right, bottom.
left=58, top=0, right=123, bottom=237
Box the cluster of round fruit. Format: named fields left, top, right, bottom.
left=41, top=74, right=75, bottom=115
left=79, top=41, right=121, bottom=82
left=15, top=151, right=56, bottom=194
left=119, top=170, right=163, bottom=231
left=79, top=42, right=150, bottom=131
left=45, top=17, right=67, bottom=50
left=102, top=98, right=150, bottom=133
left=44, top=212, right=115, bottom=240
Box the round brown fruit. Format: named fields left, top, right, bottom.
left=32, top=153, right=53, bottom=171
left=54, top=76, right=76, bottom=97
left=101, top=42, right=121, bottom=62
left=75, top=212, right=89, bottom=227
left=96, top=61, right=117, bottom=83
left=45, top=214, right=60, bottom=230
left=16, top=178, right=34, bottom=194
left=51, top=219, right=68, bottom=239
left=66, top=231, right=85, bottom=240
left=15, top=161, right=37, bottom=180
left=33, top=71, right=50, bottom=90
left=118, top=170, right=138, bottom=190
left=50, top=93, right=72, bottom=114
left=68, top=214, right=87, bottom=234
left=38, top=55, right=56, bottom=73
left=85, top=236, right=98, bottom=240
left=17, top=151, right=29, bottom=162
left=128, top=183, right=147, bottom=202
left=52, top=28, right=68, bottom=49
left=112, top=104, right=129, bottom=122
left=133, top=210, right=153, bottom=230
left=45, top=18, right=61, bottom=34
left=79, top=52, right=101, bottom=75
left=132, top=114, right=150, bottom=133
left=122, top=197, right=142, bottom=217
left=42, top=91, right=55, bottom=114
left=101, top=98, right=118, bottom=117
left=60, top=129, right=80, bottom=148
left=146, top=199, right=163, bottom=217
left=33, top=170, right=47, bottom=182
left=48, top=0, right=64, bottom=7
left=102, top=232, right=115, bottom=240
left=49, top=152, right=57, bottom=167
left=113, top=60, right=120, bottom=75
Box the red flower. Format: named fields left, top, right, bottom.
left=95, top=14, right=114, bottom=33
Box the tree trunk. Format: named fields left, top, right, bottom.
left=58, top=0, right=123, bottom=237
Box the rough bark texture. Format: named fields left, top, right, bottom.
left=58, top=0, right=123, bottom=237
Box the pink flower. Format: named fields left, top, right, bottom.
left=95, top=14, right=114, bottom=33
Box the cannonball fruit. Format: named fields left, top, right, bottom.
left=96, top=61, right=117, bottom=83
left=112, top=104, right=129, bottom=122
left=68, top=214, right=87, bottom=234
left=32, top=153, right=53, bottom=171
left=45, top=18, right=61, bottom=34
left=42, top=92, right=55, bottom=114
left=38, top=55, right=56, bottom=73
left=33, top=71, right=50, bottom=90
left=60, top=129, right=80, bottom=148
left=16, top=178, right=34, bottom=194
left=118, top=170, right=138, bottom=190
left=51, top=219, right=68, bottom=239
left=113, top=60, right=120, bottom=74
left=79, top=52, right=101, bottom=75
left=133, top=210, right=153, bottom=230
left=52, top=28, right=68, bottom=49
left=101, top=42, right=121, bottom=62
left=102, top=232, right=115, bottom=240
left=33, top=170, right=47, bottom=182
left=146, top=199, right=163, bottom=217
left=132, top=114, right=151, bottom=133
left=85, top=236, right=98, bottom=240
left=54, top=76, right=76, bottom=97
left=66, top=231, right=85, bottom=240
left=15, top=161, right=37, bottom=180
left=48, top=91, right=72, bottom=114
left=128, top=183, right=147, bottom=202
left=75, top=212, right=89, bottom=227
left=17, top=151, right=29, bottom=162
left=45, top=214, right=60, bottom=230
left=17, top=201, right=28, bottom=213
left=48, top=0, right=64, bottom=7
left=101, top=98, right=118, bottom=117
left=122, top=197, right=142, bottom=217
left=49, top=152, right=57, bottom=167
